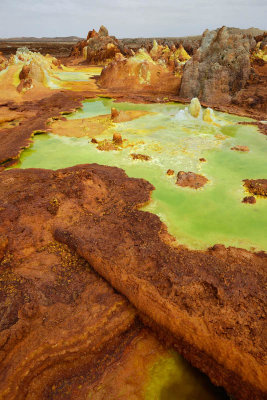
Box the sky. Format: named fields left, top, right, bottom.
left=0, top=0, right=266, bottom=38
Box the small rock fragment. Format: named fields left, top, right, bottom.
left=231, top=145, right=250, bottom=152
left=111, top=108, right=120, bottom=120
left=176, top=171, right=208, bottom=189
left=113, top=132, right=122, bottom=144
left=242, top=196, right=256, bottom=204
left=131, top=153, right=151, bottom=161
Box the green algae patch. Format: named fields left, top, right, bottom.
left=13, top=98, right=267, bottom=252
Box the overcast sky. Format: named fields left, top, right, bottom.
left=0, top=0, right=266, bottom=38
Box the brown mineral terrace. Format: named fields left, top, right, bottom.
left=1, top=164, right=265, bottom=400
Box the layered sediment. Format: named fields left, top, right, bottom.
left=1, top=164, right=266, bottom=399
left=0, top=164, right=167, bottom=400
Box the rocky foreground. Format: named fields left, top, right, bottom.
left=0, top=165, right=266, bottom=399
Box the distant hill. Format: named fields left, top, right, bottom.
left=0, top=36, right=82, bottom=42
left=1, top=27, right=265, bottom=43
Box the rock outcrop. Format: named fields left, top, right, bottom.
left=243, top=179, right=267, bottom=197
left=71, top=26, right=124, bottom=64
left=99, top=46, right=185, bottom=94
left=0, top=165, right=163, bottom=399
left=180, top=26, right=256, bottom=104
left=0, top=164, right=266, bottom=399
left=0, top=52, right=8, bottom=71
left=176, top=171, right=208, bottom=188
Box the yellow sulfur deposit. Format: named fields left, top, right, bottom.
left=188, top=97, right=201, bottom=118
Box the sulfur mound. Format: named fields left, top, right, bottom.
left=99, top=46, right=184, bottom=94
left=0, top=52, right=8, bottom=71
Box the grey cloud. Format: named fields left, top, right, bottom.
left=0, top=0, right=266, bottom=38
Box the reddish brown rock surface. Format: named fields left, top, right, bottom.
left=46, top=165, right=266, bottom=400
left=176, top=171, right=208, bottom=189
left=0, top=164, right=163, bottom=400
left=231, top=145, right=250, bottom=152
left=71, top=26, right=124, bottom=63
left=243, top=179, right=267, bottom=197
left=242, top=196, right=256, bottom=204
left=0, top=164, right=266, bottom=399
left=0, top=91, right=88, bottom=167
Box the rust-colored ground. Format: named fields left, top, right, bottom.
left=0, top=165, right=265, bottom=400
left=0, top=165, right=177, bottom=400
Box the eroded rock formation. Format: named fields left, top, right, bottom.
left=71, top=26, right=124, bottom=64
left=99, top=46, right=185, bottom=94
left=180, top=26, right=256, bottom=104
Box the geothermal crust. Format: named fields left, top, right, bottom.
left=0, top=165, right=265, bottom=400
left=0, top=164, right=176, bottom=400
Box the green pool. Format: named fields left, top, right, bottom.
left=14, top=97, right=267, bottom=252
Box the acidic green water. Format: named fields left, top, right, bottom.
left=146, top=351, right=227, bottom=400
left=14, top=98, right=267, bottom=251
left=52, top=69, right=101, bottom=82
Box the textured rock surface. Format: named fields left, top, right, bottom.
left=242, top=196, right=256, bottom=204
left=55, top=195, right=267, bottom=400
left=71, top=26, right=124, bottom=63
left=99, top=48, right=182, bottom=94
left=0, top=91, right=87, bottom=167
left=231, top=145, right=250, bottom=152
left=176, top=171, right=208, bottom=189
left=0, top=164, right=165, bottom=400
left=131, top=153, right=151, bottom=161
left=180, top=26, right=256, bottom=104
left=232, top=61, right=267, bottom=118
left=0, top=164, right=266, bottom=399
left=0, top=53, right=8, bottom=71
left=243, top=179, right=267, bottom=197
